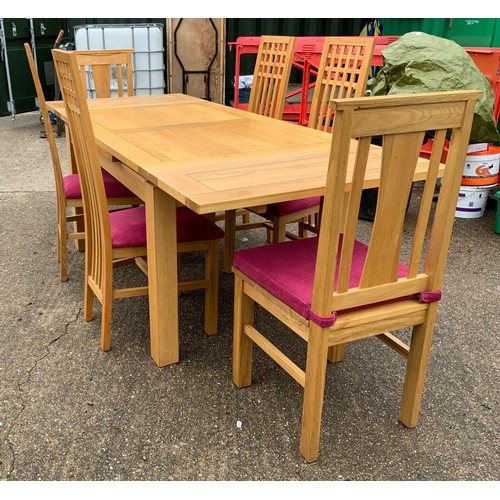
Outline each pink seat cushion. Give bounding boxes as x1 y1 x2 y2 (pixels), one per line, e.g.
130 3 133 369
265 196 321 217
63 169 136 199
109 207 148 248
233 236 411 321
109 206 224 248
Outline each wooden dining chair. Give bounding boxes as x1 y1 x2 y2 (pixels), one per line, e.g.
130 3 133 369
232 90 481 462
246 35 296 118
73 49 134 98
223 35 296 271
260 36 377 242
52 48 225 351
223 36 376 272
24 43 142 282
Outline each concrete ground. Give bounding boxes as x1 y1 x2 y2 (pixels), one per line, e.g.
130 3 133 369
0 112 498 491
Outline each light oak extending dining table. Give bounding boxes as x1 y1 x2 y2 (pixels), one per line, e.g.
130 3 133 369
47 93 436 368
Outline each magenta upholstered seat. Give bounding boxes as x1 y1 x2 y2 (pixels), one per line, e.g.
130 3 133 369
63 170 136 199
233 236 411 321
62 174 82 198
109 207 147 248
110 206 225 249
264 196 322 217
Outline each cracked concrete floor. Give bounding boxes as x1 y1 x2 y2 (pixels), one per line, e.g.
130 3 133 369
0 112 499 492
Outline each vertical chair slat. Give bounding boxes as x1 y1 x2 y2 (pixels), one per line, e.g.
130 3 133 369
311 107 355 319
359 131 426 288
407 128 448 278
336 136 371 294
423 98 478 290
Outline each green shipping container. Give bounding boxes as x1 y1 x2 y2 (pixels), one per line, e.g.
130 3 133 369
0 17 66 117
379 18 500 48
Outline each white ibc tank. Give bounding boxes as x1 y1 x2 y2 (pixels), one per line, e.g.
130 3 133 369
73 23 165 96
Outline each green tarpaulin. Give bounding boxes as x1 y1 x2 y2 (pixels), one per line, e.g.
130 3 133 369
366 32 500 144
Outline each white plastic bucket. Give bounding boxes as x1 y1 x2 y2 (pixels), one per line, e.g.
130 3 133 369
461 146 500 186
455 185 494 218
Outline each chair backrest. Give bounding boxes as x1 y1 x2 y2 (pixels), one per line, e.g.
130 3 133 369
308 36 376 131
24 43 66 206
73 49 134 98
310 91 481 325
52 48 112 281
247 35 296 119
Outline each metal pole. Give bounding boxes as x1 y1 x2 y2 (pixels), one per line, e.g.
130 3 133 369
29 18 37 68
0 18 16 119
28 18 39 110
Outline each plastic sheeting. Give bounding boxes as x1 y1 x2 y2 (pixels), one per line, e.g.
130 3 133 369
366 32 500 144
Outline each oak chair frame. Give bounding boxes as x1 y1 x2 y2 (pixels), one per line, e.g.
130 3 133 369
24 43 141 282
223 35 296 272
224 36 376 272
74 49 135 98
263 36 377 242
52 48 222 351
232 90 481 462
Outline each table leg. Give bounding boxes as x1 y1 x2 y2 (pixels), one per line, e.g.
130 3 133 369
224 209 236 273
145 186 179 367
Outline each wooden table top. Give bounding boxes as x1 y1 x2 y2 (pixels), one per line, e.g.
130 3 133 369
48 93 433 214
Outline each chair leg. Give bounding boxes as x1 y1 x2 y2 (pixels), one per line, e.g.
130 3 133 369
83 242 94 322
241 210 250 224
100 284 113 352
83 277 94 322
298 217 308 239
204 240 220 335
299 323 330 462
266 226 273 244
272 216 287 243
327 344 345 363
232 275 255 388
399 304 438 428
224 210 237 273
59 221 68 282
177 253 182 284
57 218 62 262
73 207 85 251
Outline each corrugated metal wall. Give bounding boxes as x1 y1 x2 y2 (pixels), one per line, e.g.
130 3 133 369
4 17 499 116
225 18 368 38
379 18 448 37
224 18 369 102
70 18 370 102
379 18 500 46
0 17 168 116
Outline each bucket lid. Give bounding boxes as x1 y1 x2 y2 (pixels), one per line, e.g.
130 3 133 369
466 145 500 157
